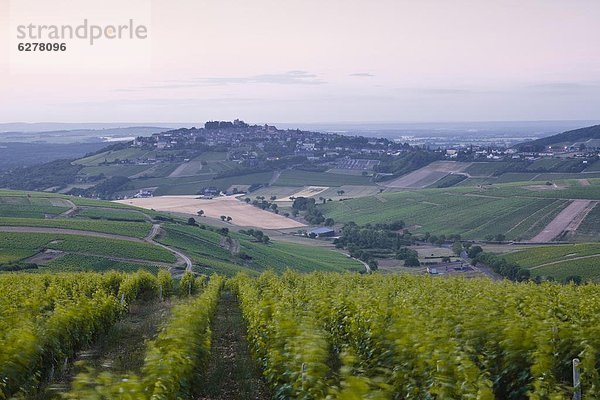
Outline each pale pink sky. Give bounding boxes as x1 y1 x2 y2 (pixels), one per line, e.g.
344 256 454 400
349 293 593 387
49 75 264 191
1 0 600 123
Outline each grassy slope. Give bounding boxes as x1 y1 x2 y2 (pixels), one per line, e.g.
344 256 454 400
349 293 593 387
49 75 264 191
0 195 70 217
0 217 151 238
575 203 600 241
42 254 159 273
0 231 176 263
76 207 149 222
499 243 600 282
275 170 374 187
0 190 364 275
321 179 600 239
157 224 363 275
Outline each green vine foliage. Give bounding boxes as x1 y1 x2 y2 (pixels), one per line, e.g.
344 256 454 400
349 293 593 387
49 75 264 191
230 272 600 399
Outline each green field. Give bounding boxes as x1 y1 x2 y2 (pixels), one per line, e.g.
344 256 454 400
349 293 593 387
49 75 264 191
0 195 71 218
0 204 69 218
79 164 152 177
531 258 600 282
502 243 600 267
576 203 600 241
157 223 363 275
321 191 566 239
148 172 274 195
77 207 149 222
500 243 600 281
274 170 374 187
0 217 151 238
194 151 228 161
492 172 541 183
75 148 151 166
69 196 140 209
41 254 159 273
321 180 600 239
0 248 38 263
465 162 508 176
0 231 176 264
245 240 364 272
586 160 600 172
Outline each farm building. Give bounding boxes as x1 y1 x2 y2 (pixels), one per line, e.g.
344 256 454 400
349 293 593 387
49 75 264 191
200 187 220 197
308 227 336 238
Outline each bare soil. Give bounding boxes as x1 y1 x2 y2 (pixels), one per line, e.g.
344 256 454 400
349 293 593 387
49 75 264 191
196 290 270 400
384 161 472 188
530 200 597 242
117 195 306 229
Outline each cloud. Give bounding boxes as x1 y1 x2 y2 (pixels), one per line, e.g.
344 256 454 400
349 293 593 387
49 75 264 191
199 70 325 86
350 73 374 77
68 97 262 107
122 71 326 92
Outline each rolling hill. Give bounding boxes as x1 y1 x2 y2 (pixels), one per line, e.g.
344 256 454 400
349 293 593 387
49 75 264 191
0 190 362 275
518 124 600 150
320 178 600 241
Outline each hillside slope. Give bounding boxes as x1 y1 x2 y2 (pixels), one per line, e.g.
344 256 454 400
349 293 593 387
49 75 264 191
518 124 600 149
0 190 361 275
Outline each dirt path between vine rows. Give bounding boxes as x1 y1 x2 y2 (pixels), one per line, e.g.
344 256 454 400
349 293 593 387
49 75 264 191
39 300 173 398
196 290 270 400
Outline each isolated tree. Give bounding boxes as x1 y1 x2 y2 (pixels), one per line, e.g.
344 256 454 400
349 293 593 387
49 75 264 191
452 241 463 255
367 259 378 271
404 256 420 267
337 190 345 196
467 245 483 259
262 235 270 244
495 233 506 242
226 216 232 222
220 215 227 221
270 195 277 201
187 217 197 226
197 210 204 217
244 198 251 203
